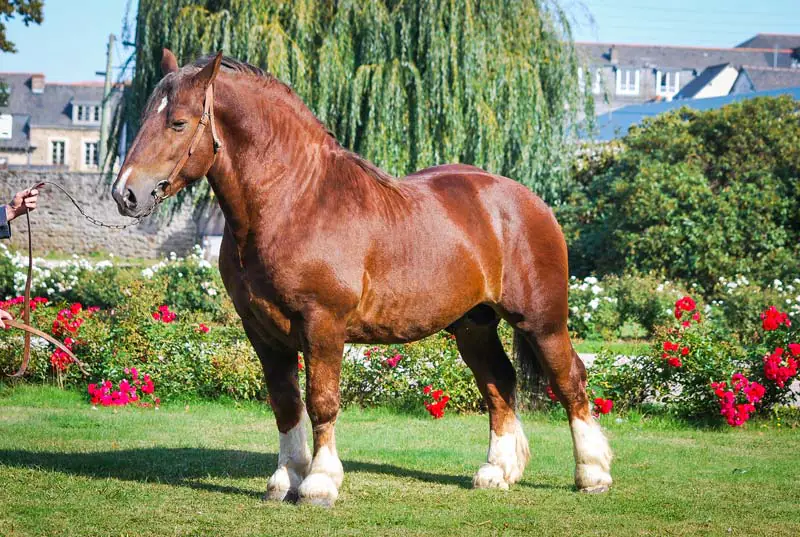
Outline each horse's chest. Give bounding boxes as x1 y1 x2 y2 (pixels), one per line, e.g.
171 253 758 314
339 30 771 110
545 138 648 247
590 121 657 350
220 239 298 345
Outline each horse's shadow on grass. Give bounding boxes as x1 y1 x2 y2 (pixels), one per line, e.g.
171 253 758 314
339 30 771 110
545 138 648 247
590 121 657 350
2 447 553 498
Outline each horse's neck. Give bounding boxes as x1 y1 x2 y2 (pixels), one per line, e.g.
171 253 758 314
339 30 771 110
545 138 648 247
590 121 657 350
206 77 336 242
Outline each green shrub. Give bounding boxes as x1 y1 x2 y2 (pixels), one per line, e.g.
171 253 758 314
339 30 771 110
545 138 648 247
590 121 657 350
560 96 800 292
568 274 689 340
142 247 225 316
340 333 483 413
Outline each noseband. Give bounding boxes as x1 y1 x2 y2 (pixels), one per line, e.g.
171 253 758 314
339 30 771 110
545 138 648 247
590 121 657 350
160 83 223 197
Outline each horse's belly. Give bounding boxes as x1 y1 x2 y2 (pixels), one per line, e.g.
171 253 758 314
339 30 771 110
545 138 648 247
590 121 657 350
346 282 484 344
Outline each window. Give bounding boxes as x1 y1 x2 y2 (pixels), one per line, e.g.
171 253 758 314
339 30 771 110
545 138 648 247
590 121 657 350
51 140 66 165
592 68 602 94
656 71 680 98
84 141 99 167
615 69 640 95
74 104 100 124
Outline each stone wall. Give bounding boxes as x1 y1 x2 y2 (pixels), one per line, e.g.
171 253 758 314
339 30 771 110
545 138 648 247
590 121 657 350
0 171 198 258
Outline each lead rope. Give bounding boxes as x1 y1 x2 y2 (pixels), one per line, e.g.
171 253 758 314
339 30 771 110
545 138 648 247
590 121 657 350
8 184 156 378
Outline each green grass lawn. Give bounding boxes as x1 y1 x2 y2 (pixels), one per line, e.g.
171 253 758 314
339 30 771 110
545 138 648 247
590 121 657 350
0 386 797 537
573 339 651 356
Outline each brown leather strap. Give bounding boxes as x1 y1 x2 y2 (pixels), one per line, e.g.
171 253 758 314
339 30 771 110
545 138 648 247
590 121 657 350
10 212 33 377
164 83 222 189
6 319 88 376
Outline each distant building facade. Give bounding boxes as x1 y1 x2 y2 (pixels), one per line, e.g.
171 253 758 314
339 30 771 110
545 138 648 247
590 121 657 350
577 33 800 114
0 73 121 172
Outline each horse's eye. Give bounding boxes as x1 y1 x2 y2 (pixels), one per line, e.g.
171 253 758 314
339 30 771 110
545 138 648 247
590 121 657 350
171 120 188 132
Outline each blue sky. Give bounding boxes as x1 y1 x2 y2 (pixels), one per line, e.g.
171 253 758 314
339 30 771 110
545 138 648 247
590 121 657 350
0 0 797 82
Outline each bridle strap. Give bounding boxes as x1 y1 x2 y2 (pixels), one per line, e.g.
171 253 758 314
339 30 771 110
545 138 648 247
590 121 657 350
163 83 222 191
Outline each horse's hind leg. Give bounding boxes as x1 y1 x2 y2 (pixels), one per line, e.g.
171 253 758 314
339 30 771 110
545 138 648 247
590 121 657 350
519 327 612 492
450 305 530 490
241 320 311 502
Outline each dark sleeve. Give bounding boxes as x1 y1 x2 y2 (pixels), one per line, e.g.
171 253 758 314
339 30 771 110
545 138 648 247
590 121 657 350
0 208 10 239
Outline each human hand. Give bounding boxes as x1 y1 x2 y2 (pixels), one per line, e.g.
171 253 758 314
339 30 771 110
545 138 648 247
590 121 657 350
6 188 39 222
0 308 11 329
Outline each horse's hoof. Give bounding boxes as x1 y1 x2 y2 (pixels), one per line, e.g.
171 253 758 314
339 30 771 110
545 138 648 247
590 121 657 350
297 473 339 507
263 488 298 503
574 463 612 492
579 484 610 494
265 466 303 502
472 463 510 490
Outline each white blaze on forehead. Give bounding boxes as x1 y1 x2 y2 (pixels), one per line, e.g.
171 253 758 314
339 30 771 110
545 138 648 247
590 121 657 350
157 96 168 114
115 166 134 197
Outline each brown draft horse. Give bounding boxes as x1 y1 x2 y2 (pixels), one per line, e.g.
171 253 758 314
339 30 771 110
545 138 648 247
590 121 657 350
112 50 612 506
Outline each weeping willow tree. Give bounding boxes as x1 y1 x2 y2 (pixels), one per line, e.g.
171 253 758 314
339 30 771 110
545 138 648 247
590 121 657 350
125 0 589 202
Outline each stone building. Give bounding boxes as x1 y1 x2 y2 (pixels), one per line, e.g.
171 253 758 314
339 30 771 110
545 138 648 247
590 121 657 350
0 73 121 171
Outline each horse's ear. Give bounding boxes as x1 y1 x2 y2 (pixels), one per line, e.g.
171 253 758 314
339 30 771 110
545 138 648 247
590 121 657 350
194 52 223 88
161 48 179 75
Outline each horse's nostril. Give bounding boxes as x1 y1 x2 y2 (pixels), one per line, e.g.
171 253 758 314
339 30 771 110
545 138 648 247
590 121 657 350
123 188 137 209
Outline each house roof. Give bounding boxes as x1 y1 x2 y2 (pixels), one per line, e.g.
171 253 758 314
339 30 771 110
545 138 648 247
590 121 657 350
736 33 800 51
0 73 111 129
586 85 800 141
737 66 800 92
0 114 31 151
576 42 795 70
674 64 731 99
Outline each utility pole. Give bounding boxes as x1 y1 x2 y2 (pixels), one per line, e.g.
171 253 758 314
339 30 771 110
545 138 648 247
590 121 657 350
98 33 116 171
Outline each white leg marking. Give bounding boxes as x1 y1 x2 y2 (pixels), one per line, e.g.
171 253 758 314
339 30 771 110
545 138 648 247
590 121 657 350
114 166 134 198
265 420 312 502
157 96 168 114
473 417 530 490
570 418 613 492
298 432 344 507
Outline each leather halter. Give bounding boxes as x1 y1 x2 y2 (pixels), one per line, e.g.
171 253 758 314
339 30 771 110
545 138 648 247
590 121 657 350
161 82 222 194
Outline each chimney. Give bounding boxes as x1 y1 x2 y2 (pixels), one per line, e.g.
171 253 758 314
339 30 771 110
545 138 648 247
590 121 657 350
609 45 618 65
30 74 45 94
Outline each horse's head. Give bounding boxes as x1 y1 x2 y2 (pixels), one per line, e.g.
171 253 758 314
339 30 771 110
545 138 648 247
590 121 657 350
112 49 223 218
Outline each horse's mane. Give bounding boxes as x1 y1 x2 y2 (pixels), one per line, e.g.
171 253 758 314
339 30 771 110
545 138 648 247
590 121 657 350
191 55 401 191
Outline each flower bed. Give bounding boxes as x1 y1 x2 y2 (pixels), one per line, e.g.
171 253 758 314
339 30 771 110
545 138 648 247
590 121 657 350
2 246 799 423
588 296 799 426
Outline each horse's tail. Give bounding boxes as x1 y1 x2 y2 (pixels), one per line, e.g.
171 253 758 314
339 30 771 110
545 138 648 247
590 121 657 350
512 329 550 408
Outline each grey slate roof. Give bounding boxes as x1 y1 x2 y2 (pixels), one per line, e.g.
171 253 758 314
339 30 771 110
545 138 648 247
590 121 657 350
1 114 31 150
737 66 800 92
587 85 800 141
736 34 800 51
0 73 106 129
576 42 796 70
674 64 731 99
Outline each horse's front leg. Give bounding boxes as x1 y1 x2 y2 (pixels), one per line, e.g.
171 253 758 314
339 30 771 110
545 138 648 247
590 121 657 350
241 321 311 502
297 314 346 507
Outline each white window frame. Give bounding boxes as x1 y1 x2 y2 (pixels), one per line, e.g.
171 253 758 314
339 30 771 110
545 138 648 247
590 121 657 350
82 139 99 169
615 68 640 96
656 70 680 98
50 138 67 166
73 103 101 125
592 68 602 94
